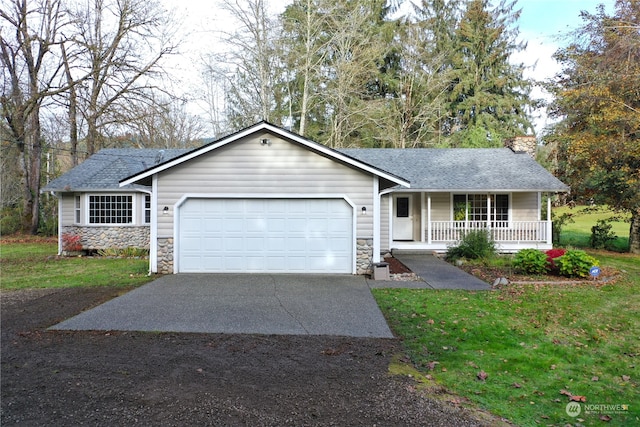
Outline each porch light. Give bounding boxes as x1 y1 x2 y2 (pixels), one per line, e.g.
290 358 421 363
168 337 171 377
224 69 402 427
163 206 169 215
361 206 367 215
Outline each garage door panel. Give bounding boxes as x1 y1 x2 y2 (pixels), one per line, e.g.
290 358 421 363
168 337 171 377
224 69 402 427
178 198 353 273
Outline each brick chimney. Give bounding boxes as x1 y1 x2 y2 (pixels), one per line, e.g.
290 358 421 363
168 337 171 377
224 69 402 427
504 135 537 158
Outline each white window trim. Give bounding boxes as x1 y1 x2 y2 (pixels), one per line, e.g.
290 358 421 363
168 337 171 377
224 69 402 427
143 194 151 225
450 193 511 226
74 195 81 224
86 194 136 226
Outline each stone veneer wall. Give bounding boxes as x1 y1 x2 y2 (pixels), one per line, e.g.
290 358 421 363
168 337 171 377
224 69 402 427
61 225 150 250
356 238 374 275
157 238 174 274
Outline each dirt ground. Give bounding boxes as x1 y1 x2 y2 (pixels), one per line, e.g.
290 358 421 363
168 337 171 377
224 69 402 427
1 285 496 426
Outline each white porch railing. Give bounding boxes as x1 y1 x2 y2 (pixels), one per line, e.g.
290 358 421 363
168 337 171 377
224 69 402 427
429 221 549 243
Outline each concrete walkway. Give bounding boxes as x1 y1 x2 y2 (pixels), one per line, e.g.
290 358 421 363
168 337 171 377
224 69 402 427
392 254 491 290
50 274 394 338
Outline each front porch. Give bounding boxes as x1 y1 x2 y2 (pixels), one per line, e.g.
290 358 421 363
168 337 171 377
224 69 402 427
391 220 552 253
383 191 554 254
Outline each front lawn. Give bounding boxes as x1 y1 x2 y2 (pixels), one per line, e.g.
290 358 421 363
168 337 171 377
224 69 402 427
0 237 153 290
374 253 640 426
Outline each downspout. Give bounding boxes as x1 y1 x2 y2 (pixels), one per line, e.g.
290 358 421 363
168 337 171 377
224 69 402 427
51 191 62 255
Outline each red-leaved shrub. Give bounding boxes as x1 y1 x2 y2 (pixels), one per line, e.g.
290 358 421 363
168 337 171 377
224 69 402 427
545 248 566 272
62 233 83 252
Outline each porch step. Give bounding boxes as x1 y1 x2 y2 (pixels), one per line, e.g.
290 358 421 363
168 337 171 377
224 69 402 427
391 249 444 256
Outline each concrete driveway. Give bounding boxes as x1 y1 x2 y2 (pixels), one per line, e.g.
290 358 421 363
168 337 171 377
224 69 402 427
51 274 394 338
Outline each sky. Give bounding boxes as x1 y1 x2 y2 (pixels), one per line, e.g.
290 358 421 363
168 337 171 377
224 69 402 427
162 0 615 136
513 0 614 133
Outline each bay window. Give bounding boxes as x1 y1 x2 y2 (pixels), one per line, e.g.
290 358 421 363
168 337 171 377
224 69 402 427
89 195 133 224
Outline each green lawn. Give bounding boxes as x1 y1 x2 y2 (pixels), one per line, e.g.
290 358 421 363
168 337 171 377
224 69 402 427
374 206 639 426
555 205 631 252
0 238 153 290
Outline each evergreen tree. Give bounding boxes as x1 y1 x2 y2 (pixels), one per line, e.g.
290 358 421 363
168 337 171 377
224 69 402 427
446 0 533 147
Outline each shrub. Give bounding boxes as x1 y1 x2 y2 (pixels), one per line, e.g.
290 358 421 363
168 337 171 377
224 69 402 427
555 250 599 278
446 229 496 261
545 248 566 272
513 249 549 275
590 219 617 249
61 233 83 252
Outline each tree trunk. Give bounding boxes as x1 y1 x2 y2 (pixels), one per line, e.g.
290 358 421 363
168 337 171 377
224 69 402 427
27 109 42 234
630 208 640 254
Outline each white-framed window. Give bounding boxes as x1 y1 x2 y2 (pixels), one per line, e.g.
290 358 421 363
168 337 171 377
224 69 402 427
74 195 81 224
453 194 509 225
144 194 151 224
88 195 133 224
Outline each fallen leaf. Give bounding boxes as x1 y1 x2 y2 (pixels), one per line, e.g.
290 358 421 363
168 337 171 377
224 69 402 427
426 361 439 370
622 375 631 381
512 382 522 388
570 395 586 402
477 371 488 381
592 376 599 382
441 367 447 372
600 414 612 422
560 389 573 397
550 364 557 370
427 319 435 324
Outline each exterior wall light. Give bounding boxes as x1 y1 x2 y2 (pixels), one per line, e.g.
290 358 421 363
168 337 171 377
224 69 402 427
163 206 169 215
361 206 367 215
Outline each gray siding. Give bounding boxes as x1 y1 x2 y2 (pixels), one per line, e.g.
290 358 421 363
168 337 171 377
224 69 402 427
512 192 539 221
60 194 76 226
430 193 450 221
156 132 375 238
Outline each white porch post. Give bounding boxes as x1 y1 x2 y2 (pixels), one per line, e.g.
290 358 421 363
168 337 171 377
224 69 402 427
421 193 426 242
150 175 158 273
547 194 553 245
427 193 432 244
487 194 492 230
372 179 381 263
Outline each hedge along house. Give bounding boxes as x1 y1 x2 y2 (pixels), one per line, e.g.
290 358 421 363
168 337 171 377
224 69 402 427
43 122 569 275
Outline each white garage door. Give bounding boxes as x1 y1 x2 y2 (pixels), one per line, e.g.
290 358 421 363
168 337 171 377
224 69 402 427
178 198 353 273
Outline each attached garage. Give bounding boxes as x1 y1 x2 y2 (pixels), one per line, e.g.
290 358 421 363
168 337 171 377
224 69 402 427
177 198 354 273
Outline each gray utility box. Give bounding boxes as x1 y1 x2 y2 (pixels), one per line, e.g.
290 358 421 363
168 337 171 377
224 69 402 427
373 262 390 280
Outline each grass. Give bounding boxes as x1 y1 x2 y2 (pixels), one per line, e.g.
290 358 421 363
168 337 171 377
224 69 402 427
555 205 631 252
0 237 154 290
374 205 639 426
374 264 639 426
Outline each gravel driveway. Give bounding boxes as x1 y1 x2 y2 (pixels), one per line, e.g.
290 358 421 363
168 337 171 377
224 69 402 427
1 286 500 426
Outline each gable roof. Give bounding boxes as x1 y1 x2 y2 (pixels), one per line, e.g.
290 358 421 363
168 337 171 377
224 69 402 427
43 123 568 194
43 148 187 192
338 148 569 192
119 121 410 188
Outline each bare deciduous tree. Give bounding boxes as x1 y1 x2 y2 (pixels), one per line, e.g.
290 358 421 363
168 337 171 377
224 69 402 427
1 0 69 233
65 0 179 156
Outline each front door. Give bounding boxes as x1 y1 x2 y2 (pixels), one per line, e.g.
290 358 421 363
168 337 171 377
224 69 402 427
393 196 413 240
